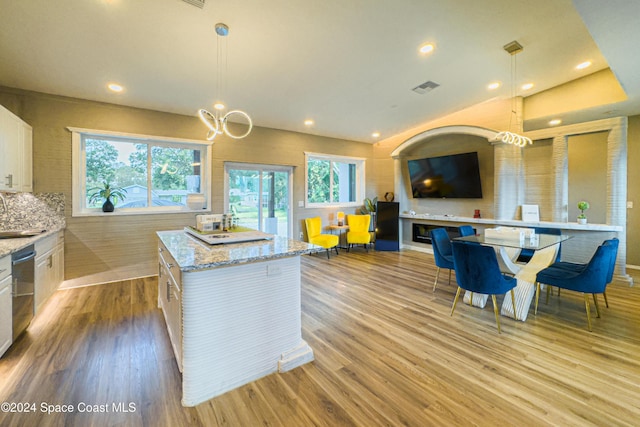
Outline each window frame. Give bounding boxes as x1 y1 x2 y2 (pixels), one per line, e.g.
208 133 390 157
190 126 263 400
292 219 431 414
304 152 365 208
69 127 212 217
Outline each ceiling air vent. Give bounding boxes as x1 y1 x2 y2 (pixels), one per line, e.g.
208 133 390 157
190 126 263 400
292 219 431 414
412 80 440 95
182 0 205 8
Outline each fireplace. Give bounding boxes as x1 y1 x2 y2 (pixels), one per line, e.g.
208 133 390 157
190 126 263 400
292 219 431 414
412 223 463 244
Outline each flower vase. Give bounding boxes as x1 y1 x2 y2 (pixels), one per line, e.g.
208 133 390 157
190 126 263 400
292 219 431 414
102 198 115 213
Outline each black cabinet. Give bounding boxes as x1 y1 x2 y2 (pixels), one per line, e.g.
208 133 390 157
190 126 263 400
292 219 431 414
375 202 399 251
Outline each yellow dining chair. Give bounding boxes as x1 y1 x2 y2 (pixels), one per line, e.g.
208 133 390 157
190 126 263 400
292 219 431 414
346 214 371 252
305 217 339 259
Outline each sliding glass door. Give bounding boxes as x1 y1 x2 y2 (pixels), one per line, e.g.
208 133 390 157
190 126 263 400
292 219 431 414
225 163 292 238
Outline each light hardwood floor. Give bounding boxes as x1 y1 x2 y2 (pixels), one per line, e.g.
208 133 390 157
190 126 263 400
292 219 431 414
1 249 639 426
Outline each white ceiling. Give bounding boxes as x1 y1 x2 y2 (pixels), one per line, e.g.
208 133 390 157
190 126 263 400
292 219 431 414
1 0 639 143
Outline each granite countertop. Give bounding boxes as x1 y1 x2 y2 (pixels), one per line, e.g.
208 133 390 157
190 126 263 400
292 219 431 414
0 226 65 258
157 230 322 272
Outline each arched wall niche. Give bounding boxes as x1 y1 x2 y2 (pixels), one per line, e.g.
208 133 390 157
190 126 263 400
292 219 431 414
391 125 503 219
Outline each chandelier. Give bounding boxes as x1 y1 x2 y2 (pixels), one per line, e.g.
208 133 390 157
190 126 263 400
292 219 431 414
493 40 532 148
198 23 253 141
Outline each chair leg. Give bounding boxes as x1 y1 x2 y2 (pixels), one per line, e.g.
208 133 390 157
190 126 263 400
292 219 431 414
510 289 518 321
326 249 331 259
335 246 339 256
592 294 601 318
546 285 551 304
447 269 451 286
433 267 440 292
535 282 541 315
450 287 462 316
603 290 609 308
491 295 502 334
584 294 593 332
469 291 474 306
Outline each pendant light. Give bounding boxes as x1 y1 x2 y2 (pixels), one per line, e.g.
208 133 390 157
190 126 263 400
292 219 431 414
494 40 532 148
198 23 253 141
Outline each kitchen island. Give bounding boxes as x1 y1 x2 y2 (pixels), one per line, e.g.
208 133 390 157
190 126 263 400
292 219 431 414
156 230 319 407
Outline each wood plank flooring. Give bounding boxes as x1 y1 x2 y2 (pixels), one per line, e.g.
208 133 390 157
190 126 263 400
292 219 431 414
1 249 639 426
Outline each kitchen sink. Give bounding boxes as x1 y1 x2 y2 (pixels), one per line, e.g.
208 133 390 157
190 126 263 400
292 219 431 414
0 229 46 239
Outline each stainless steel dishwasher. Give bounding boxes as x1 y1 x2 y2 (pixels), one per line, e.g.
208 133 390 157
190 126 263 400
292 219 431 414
12 245 36 340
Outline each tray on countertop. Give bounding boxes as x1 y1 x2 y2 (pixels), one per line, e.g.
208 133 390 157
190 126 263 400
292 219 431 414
184 226 274 245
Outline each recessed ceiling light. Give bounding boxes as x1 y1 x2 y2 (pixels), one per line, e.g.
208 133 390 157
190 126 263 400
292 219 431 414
304 119 314 126
487 81 501 90
549 119 562 126
521 82 534 91
576 61 592 70
214 102 225 110
371 132 381 138
419 43 435 54
107 83 124 93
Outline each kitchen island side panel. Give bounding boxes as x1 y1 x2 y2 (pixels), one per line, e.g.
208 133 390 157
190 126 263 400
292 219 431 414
180 255 313 407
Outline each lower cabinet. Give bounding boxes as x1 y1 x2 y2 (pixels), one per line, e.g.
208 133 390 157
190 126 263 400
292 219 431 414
158 242 182 371
0 267 12 358
34 231 64 314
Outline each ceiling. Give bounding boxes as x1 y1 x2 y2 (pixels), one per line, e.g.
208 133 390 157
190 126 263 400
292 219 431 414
1 0 639 143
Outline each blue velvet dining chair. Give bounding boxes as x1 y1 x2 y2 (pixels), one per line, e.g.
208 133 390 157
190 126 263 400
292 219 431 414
458 225 475 237
450 241 518 333
430 228 454 292
544 238 619 308
534 242 614 331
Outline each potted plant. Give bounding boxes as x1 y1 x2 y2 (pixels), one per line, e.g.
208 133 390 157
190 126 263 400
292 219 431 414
88 181 128 212
577 200 589 224
360 197 377 232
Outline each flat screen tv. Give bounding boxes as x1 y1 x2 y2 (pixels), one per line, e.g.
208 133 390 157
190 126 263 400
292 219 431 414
408 152 483 199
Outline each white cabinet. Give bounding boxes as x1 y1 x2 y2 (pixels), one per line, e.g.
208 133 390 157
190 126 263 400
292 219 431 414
34 231 64 314
158 242 182 371
21 124 33 193
0 255 12 358
0 104 33 192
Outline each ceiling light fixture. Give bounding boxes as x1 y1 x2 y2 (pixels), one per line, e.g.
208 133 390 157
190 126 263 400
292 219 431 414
198 23 252 141
576 61 592 70
108 83 124 93
487 81 501 90
549 119 562 126
304 119 314 126
371 132 381 138
521 82 534 91
493 40 532 148
419 43 434 54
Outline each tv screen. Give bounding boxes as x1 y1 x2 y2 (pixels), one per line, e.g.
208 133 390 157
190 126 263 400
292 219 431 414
408 152 483 198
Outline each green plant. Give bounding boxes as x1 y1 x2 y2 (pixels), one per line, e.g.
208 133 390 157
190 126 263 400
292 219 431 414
577 200 590 219
360 197 378 214
88 181 128 205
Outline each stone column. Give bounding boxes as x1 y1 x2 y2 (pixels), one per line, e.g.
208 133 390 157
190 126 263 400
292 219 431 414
493 143 524 220
551 135 568 222
606 118 628 278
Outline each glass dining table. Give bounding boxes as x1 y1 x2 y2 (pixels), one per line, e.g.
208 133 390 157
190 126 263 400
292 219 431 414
452 232 571 321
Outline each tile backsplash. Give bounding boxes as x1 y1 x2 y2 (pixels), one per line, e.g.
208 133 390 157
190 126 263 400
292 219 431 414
0 192 65 231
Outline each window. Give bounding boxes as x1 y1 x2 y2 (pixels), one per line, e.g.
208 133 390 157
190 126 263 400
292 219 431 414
305 152 365 207
70 128 211 216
